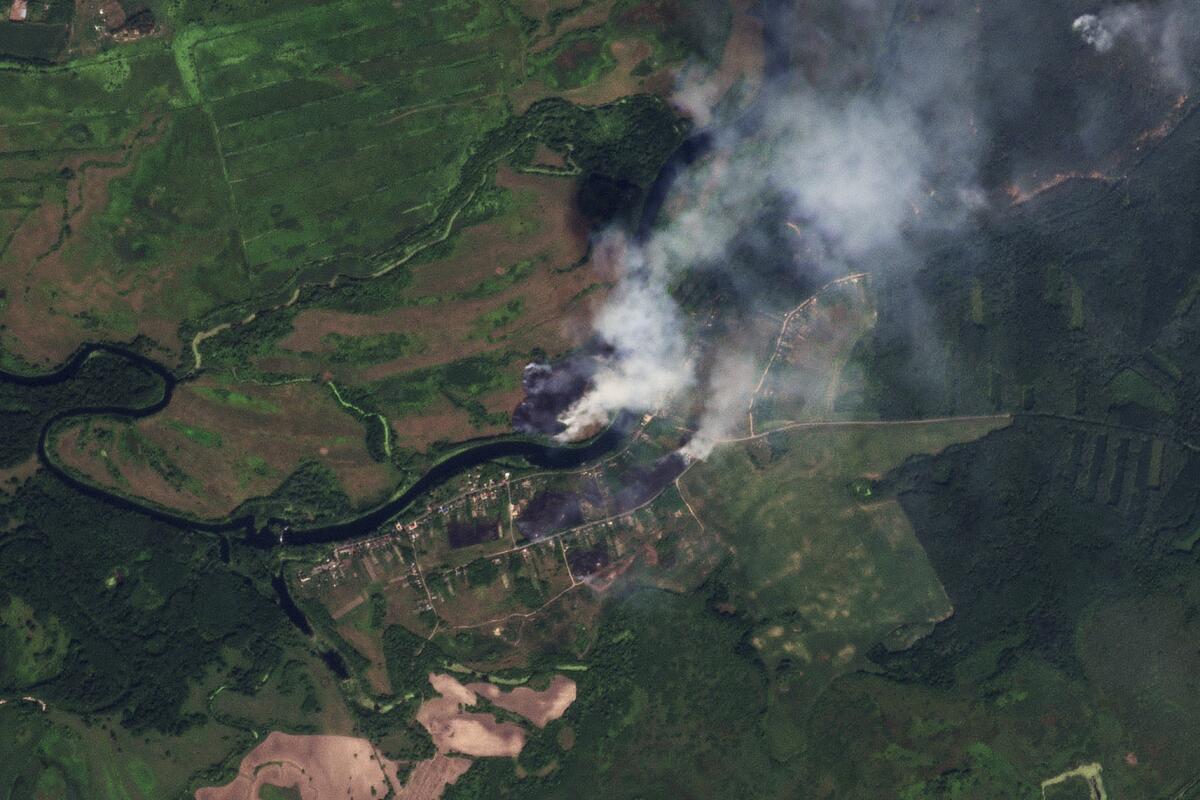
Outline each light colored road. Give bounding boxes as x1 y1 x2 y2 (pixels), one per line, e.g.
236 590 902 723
749 271 869 434
719 413 1013 445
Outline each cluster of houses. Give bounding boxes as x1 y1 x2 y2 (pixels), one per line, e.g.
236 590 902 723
5 0 153 39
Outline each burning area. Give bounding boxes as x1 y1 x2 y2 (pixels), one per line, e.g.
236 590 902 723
567 544 612 577
511 352 600 438
515 491 585 541
447 519 501 549
610 452 689 514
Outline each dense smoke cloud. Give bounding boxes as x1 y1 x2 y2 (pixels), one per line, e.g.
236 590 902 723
556 3 985 452
555 0 1196 457
1073 2 1200 90
680 351 758 460
1073 13 1120 53
556 244 695 440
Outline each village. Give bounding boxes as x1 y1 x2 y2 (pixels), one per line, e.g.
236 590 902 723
5 0 155 38
293 421 723 649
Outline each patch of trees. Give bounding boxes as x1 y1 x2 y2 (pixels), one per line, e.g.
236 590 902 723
575 174 642 228
0 23 69 64
871 417 1172 686
522 95 686 188
444 589 771 799
0 349 165 467
236 459 352 526
381 624 444 696
0 473 292 734
195 306 300 372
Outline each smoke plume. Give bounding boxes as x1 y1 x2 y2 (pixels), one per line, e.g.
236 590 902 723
1073 2 1200 90
556 0 1197 458
555 4 985 453
556 246 694 441
681 351 758 460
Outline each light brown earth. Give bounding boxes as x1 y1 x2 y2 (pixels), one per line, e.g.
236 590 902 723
338 625 393 695
275 169 597 373
529 0 618 54
416 673 527 757
194 733 406 800
0 455 40 493
430 673 479 706
264 168 606 452
394 754 474 800
467 675 577 728
512 38 665 113
513 0 590 39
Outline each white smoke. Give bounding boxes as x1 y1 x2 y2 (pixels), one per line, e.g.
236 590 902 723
556 246 694 441
1073 14 1118 53
770 96 932 263
681 352 759 460
557 6 984 450
1073 3 1200 90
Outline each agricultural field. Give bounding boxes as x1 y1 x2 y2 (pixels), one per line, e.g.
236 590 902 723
679 418 1008 716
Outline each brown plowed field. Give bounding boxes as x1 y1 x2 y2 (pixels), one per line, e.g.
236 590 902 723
467 674 577 728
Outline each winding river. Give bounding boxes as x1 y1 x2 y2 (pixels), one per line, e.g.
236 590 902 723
2 341 639 545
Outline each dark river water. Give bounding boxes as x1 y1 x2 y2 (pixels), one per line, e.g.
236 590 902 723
0 340 640 544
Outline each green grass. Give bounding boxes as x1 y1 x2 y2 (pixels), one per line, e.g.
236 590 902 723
969 279 985 325
1104 368 1176 416
684 422 1001 620
0 704 164 800
1068 282 1085 330
166 420 224 448
181 0 522 276
259 784 304 800
193 386 282 414
0 22 69 62
531 29 617 90
472 298 526 338
461 259 536 299
678 420 1006 719
0 595 69 688
234 453 278 489
350 349 521 419
321 332 425 365
118 427 204 496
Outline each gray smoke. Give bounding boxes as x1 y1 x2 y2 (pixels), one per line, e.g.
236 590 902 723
680 351 758 460
1073 2 1200 90
555 240 694 441
556 6 986 454
1073 13 1119 53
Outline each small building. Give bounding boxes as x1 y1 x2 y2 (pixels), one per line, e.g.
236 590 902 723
8 0 27 22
